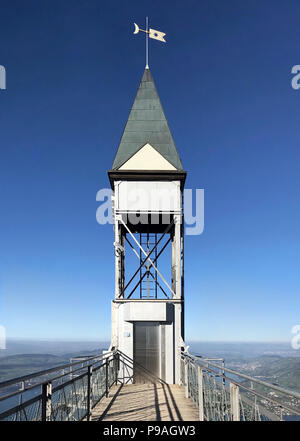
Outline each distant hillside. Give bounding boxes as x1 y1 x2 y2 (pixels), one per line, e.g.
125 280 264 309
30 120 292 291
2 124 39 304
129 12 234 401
250 356 300 391
0 349 105 383
0 339 110 357
228 355 300 392
0 353 70 382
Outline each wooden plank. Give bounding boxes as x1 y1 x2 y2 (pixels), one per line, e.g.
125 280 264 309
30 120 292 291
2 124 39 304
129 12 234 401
92 383 199 421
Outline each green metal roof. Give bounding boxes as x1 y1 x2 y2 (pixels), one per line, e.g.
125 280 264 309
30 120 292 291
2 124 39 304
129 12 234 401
112 69 183 170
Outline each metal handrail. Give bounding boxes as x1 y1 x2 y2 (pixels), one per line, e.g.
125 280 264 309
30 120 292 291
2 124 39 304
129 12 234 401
0 360 108 403
181 351 300 421
0 351 114 390
0 350 119 421
2 349 299 421
183 352 300 401
0 392 43 420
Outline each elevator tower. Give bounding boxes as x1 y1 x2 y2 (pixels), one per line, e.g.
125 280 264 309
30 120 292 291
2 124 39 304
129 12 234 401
108 68 186 383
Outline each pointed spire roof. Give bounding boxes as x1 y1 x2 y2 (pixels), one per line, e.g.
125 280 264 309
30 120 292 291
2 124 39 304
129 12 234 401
112 69 183 170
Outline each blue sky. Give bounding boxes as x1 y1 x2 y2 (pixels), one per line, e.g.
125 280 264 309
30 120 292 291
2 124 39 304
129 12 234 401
0 0 300 342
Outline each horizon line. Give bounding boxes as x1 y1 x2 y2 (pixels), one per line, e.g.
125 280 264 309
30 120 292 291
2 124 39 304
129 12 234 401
5 337 291 344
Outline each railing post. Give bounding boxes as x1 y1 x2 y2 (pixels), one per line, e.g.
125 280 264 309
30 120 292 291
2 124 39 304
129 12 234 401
19 381 24 406
41 382 52 421
197 365 204 421
115 353 119 385
230 382 240 421
122 354 125 383
105 359 109 398
222 359 225 386
184 361 189 398
87 365 93 421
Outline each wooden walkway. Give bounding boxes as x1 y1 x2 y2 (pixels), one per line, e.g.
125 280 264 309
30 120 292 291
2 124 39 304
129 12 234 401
91 383 199 421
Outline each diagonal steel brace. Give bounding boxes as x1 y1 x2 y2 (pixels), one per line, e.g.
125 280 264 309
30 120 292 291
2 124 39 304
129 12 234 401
118 219 174 298
118 217 175 297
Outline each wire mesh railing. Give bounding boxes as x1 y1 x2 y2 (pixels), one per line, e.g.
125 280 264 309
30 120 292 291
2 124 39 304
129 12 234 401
181 352 300 421
2 348 300 421
0 351 119 421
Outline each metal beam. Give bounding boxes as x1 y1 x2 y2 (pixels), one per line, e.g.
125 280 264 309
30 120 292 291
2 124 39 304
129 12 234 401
125 235 172 298
148 271 169 298
127 270 148 299
120 218 175 297
118 219 174 298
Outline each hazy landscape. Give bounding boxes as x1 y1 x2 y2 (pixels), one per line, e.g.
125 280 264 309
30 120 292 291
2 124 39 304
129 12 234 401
0 339 109 382
188 341 300 394
0 339 299 393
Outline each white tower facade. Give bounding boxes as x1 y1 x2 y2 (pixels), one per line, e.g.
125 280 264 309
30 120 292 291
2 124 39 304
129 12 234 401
108 69 186 384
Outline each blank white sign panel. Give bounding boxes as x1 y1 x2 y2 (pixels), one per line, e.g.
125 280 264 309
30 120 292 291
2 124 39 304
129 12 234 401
117 181 180 212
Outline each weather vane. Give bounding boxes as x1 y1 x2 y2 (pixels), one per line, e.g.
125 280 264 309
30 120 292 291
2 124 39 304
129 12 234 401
133 17 166 69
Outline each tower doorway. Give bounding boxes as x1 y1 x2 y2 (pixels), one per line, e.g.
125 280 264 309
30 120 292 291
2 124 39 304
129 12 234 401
133 322 162 383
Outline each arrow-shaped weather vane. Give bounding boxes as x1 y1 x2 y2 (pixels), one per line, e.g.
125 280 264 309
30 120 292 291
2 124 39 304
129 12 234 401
133 17 166 69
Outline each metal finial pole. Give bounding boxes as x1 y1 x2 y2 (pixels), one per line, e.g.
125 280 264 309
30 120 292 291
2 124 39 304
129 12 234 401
133 19 165 66
145 17 149 69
